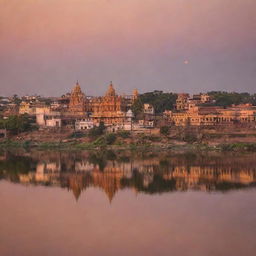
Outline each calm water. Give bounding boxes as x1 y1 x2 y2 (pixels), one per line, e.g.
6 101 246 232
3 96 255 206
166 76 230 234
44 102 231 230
0 150 256 256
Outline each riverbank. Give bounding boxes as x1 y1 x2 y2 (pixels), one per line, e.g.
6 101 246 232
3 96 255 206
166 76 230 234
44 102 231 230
1 137 256 153
1 128 256 152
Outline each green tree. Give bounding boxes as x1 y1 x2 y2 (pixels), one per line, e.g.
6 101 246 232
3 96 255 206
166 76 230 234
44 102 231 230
2 114 32 134
135 91 177 114
208 91 252 107
131 98 143 117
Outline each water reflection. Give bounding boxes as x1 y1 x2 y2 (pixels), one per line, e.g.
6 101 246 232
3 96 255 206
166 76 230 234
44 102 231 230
1 150 256 202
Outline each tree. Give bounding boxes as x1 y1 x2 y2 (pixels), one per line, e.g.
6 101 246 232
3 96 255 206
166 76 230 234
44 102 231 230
1 114 32 134
135 91 177 114
250 94 256 106
131 98 143 117
0 119 6 129
98 121 106 133
207 91 252 107
89 121 106 137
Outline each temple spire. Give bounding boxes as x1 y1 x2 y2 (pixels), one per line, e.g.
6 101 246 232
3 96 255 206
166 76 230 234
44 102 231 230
105 81 116 97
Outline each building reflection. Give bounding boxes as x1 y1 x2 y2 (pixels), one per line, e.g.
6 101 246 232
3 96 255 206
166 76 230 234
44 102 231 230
1 151 256 202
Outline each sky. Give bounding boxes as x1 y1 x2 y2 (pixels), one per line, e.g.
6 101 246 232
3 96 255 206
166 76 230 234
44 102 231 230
0 0 255 96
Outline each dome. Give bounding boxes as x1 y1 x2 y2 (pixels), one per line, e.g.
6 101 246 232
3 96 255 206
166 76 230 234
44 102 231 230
105 82 116 97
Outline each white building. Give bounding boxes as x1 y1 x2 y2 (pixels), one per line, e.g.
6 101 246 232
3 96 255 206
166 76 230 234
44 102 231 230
75 119 94 130
143 104 155 115
36 107 62 128
138 119 154 128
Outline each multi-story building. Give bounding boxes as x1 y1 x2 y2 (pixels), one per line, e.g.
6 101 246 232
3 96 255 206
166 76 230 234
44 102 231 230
175 93 212 111
75 119 94 130
36 107 62 128
175 93 190 111
165 104 256 126
19 101 36 115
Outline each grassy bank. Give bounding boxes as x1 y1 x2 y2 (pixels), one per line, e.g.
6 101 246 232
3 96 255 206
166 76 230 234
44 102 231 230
1 137 256 153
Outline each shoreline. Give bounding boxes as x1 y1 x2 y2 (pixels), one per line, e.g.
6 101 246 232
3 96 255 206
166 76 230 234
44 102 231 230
1 138 256 153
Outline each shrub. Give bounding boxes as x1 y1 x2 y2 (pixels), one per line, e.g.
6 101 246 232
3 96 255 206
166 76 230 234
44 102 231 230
160 126 170 136
70 131 85 138
89 122 106 137
148 136 161 142
23 140 31 148
92 136 106 146
221 143 256 152
105 133 116 145
183 133 198 143
117 130 131 138
1 114 32 134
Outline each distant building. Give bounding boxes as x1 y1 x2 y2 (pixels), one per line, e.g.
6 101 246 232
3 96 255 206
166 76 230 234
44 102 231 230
143 103 155 115
175 93 190 111
3 103 19 117
138 119 154 128
175 93 212 111
0 97 10 107
19 101 36 115
165 104 256 126
36 107 62 128
75 119 94 130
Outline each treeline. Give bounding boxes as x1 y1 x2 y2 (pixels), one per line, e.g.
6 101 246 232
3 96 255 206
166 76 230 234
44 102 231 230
0 115 33 134
207 91 256 107
132 90 177 115
132 91 256 115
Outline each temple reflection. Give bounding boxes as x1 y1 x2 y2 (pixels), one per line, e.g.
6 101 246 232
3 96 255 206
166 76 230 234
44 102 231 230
0 151 256 202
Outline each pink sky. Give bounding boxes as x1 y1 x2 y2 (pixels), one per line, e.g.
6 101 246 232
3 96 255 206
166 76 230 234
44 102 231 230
0 0 255 96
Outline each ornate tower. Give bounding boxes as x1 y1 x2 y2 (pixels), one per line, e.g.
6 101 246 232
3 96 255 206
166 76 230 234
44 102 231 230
105 81 116 97
69 81 87 114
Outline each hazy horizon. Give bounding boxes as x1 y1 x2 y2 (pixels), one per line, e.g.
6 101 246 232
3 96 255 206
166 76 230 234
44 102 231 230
1 0 256 97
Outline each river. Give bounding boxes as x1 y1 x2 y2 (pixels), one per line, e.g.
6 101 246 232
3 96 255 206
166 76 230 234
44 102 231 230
0 150 256 256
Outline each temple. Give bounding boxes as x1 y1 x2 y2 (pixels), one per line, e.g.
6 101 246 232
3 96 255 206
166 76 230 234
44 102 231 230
66 81 137 126
68 81 87 115
91 82 128 124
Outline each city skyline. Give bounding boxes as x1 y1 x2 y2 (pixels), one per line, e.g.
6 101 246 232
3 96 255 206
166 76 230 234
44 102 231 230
1 0 256 96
